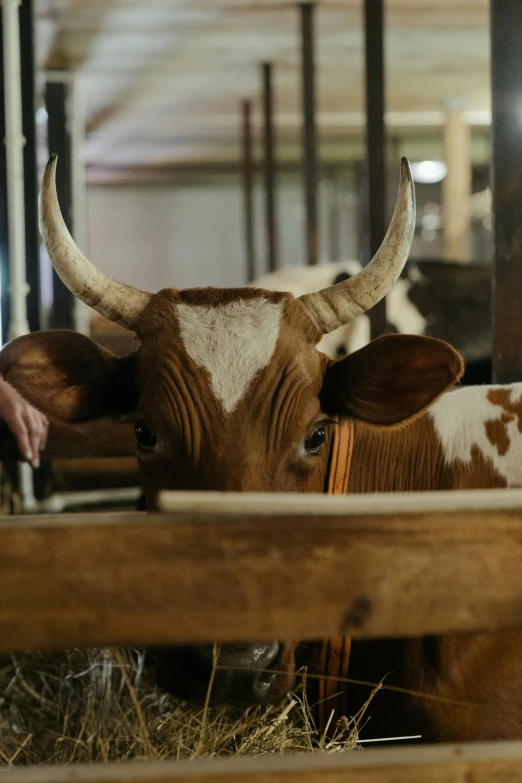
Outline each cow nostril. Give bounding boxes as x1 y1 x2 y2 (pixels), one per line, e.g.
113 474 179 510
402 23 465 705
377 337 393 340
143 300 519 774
336 344 348 358
193 642 280 671
247 642 280 670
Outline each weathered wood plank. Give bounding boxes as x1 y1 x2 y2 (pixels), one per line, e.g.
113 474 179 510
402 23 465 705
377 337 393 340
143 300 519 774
0 418 135 461
2 741 522 782
159 487 522 516
52 457 139 491
1 490 522 649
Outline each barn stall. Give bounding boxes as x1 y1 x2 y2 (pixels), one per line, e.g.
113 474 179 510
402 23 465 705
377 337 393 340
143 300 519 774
0 0 521 780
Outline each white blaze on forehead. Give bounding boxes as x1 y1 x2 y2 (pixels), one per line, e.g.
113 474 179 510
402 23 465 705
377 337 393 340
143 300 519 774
176 298 283 413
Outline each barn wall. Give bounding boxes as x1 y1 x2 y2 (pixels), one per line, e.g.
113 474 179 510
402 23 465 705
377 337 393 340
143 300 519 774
85 177 360 292
84 166 491 311
87 184 244 291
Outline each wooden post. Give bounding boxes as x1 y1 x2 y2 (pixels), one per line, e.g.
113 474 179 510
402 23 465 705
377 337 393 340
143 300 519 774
443 105 471 262
241 100 256 283
328 170 340 261
45 79 75 330
262 63 278 273
300 2 318 266
364 0 387 338
491 0 522 384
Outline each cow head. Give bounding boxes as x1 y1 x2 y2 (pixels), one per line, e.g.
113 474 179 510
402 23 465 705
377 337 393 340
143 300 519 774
0 156 463 706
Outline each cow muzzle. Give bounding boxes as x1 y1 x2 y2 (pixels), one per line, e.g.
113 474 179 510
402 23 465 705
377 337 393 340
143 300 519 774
154 642 296 705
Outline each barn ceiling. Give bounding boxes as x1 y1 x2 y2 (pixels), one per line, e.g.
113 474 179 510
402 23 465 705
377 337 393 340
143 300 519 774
35 0 490 179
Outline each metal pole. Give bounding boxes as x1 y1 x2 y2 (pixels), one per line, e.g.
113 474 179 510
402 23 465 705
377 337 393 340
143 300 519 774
300 2 318 266
69 74 90 334
490 0 522 383
2 0 29 340
45 79 75 330
2 0 35 511
0 13 10 346
20 0 40 333
69 77 87 255
45 70 88 333
364 0 387 338
241 100 256 283
262 63 278 273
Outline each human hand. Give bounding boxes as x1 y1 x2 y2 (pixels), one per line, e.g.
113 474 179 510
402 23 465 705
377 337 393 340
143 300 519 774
0 376 48 468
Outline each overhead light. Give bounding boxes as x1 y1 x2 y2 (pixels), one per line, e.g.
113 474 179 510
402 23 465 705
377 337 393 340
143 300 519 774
410 160 447 184
36 106 48 125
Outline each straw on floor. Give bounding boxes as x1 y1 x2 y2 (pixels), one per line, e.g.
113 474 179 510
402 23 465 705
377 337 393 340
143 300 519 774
0 648 368 767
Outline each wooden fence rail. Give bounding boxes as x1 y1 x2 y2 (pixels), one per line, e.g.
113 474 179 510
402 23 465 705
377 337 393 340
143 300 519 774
1 489 522 652
0 418 135 461
1 741 522 782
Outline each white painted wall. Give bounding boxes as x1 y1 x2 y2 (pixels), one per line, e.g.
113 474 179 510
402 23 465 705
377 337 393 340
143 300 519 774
87 184 243 290
86 177 360 292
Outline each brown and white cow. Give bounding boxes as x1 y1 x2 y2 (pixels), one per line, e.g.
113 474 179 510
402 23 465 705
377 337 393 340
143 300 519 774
2 155 522 743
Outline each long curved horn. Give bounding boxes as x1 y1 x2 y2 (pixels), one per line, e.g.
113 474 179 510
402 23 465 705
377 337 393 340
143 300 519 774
299 157 415 334
39 155 151 331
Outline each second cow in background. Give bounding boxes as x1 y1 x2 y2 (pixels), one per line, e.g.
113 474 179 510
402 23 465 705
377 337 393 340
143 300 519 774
254 259 491 384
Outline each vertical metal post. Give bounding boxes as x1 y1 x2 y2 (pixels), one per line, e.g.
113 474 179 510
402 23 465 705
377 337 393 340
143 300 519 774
0 0 40 342
0 12 9 345
300 2 318 266
69 75 90 335
45 79 75 330
262 63 278 273
3 0 30 341
490 0 522 383
364 0 387 338
20 0 40 333
241 100 256 283
2 0 35 510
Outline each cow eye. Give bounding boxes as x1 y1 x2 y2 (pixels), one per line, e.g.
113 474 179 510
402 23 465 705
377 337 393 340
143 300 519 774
304 426 326 454
134 423 157 451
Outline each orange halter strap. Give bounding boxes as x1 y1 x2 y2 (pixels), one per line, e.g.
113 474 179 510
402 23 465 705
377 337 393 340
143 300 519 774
316 417 354 732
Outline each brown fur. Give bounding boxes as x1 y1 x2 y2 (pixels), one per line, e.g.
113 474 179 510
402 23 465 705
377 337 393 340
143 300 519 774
485 415 513 456
483 388 522 458
488 388 522 433
348 416 509 493
345 416 519 743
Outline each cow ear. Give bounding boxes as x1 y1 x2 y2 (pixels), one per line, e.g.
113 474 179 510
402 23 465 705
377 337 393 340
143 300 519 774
0 330 138 422
321 334 464 425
